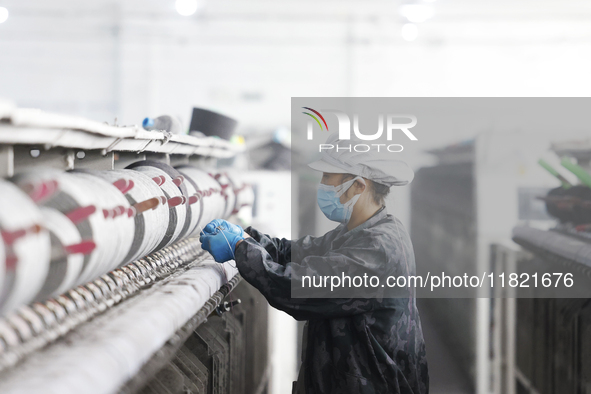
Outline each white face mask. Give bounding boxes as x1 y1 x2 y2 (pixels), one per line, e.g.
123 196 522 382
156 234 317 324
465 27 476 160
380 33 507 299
316 176 365 224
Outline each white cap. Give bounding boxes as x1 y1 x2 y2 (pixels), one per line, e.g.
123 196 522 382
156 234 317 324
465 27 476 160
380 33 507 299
308 132 414 187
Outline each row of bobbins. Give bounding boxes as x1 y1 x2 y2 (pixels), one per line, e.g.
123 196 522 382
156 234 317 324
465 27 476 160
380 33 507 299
0 238 206 371
0 160 253 317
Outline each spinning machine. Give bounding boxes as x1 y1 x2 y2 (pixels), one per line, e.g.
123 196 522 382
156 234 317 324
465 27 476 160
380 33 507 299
0 102 266 394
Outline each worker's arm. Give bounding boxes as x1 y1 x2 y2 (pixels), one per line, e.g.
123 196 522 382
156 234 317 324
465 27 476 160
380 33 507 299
233 233 405 321
199 219 400 319
238 227 292 266
238 226 328 267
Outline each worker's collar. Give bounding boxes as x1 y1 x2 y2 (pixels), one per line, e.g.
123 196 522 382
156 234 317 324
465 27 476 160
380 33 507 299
338 206 387 235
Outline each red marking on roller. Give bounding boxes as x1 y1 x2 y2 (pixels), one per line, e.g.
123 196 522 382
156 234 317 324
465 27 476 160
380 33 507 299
26 180 59 203
112 179 128 193
2 229 26 245
159 196 167 205
188 195 198 205
121 180 135 194
64 240 96 255
172 176 185 187
214 173 222 180
66 205 96 224
167 196 186 207
127 207 136 217
1 224 44 245
220 184 229 190
152 176 166 186
195 190 203 197
40 180 58 202
232 185 245 194
5 255 17 270
102 209 112 219
113 206 126 217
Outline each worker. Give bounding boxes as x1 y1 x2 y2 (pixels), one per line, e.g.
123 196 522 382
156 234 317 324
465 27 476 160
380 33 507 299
200 132 429 394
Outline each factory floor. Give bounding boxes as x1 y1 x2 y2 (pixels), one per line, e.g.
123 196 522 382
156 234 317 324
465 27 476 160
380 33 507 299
418 299 473 394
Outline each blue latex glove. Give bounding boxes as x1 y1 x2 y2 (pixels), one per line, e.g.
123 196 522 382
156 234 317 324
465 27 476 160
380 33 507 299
202 219 244 237
200 230 244 263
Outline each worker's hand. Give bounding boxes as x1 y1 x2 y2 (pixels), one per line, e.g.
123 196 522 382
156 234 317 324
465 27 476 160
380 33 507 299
202 219 244 237
200 229 244 263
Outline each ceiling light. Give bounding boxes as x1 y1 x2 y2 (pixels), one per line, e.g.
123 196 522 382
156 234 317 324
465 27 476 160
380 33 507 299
400 4 434 23
175 0 202 17
401 23 418 42
0 7 9 24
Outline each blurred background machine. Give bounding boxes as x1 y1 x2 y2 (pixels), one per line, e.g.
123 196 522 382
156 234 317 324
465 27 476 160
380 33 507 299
507 141 591 394
0 103 277 394
413 135 591 394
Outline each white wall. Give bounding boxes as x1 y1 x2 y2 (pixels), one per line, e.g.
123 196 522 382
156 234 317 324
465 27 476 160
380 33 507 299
2 0 591 136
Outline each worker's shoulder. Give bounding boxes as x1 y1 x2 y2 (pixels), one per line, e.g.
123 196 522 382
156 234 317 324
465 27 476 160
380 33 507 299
366 214 410 237
380 213 406 226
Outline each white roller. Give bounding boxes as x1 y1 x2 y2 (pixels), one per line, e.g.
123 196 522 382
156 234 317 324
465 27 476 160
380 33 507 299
67 172 134 274
175 167 225 234
178 175 202 237
90 169 169 263
126 161 193 242
212 172 237 219
35 207 86 299
14 171 109 285
224 170 255 216
0 164 251 317
127 166 187 249
0 180 51 315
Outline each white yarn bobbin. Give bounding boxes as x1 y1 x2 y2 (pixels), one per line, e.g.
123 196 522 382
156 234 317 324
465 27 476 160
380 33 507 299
0 180 51 315
14 170 106 285
224 170 255 216
66 172 133 279
129 161 193 240
176 166 226 233
126 162 187 250
34 207 89 300
70 171 136 270
173 167 202 237
212 172 237 219
96 169 169 262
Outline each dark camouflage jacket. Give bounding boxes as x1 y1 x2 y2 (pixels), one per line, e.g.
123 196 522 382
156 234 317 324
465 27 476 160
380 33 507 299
234 208 429 394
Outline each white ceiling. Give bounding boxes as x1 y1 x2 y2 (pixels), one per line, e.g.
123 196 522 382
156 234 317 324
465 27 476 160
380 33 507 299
2 0 591 125
2 0 591 39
